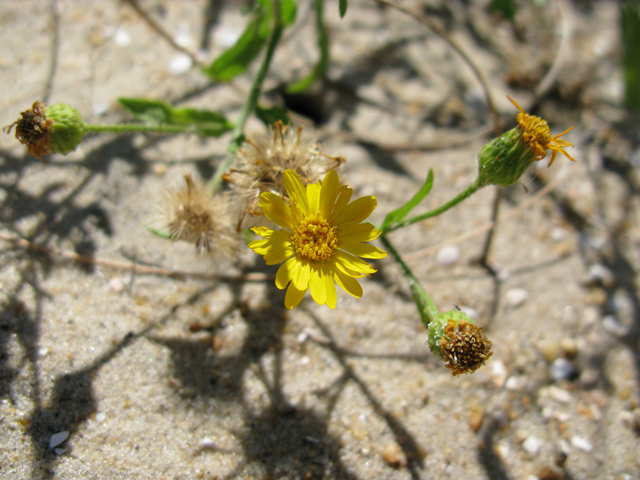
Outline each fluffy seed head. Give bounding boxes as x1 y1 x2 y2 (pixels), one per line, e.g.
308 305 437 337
223 121 344 228
163 174 238 259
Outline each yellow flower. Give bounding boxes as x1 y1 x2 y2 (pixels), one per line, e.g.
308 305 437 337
249 169 387 309
508 95 576 167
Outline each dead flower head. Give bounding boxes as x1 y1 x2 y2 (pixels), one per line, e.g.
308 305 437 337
428 310 493 376
162 174 238 259
223 121 344 228
3 101 54 162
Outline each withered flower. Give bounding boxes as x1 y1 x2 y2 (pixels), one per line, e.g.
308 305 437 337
3 101 54 162
3 101 85 162
428 310 493 376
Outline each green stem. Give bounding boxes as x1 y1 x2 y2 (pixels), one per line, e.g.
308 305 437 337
384 177 485 233
83 123 192 134
380 233 439 327
207 0 284 196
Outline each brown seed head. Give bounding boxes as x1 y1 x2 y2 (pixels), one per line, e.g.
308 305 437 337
224 121 344 229
439 319 493 376
3 101 54 162
164 174 238 258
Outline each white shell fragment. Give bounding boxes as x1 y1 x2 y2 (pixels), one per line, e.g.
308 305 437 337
49 431 69 449
435 245 460 266
571 436 593 452
168 54 193 75
506 288 529 307
523 436 543 454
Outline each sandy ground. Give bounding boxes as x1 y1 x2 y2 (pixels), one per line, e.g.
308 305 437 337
1 1 639 479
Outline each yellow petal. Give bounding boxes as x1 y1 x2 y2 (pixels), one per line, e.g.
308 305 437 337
285 283 307 309
333 196 377 227
319 170 340 218
334 268 363 298
264 243 295 265
334 250 377 275
322 264 337 309
339 222 381 243
259 192 295 230
309 265 326 306
251 226 274 238
340 241 387 259
330 185 353 220
292 257 311 290
275 257 298 289
248 238 270 254
283 169 308 216
307 183 321 215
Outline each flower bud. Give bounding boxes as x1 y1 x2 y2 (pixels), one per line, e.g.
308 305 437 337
477 96 576 187
46 103 85 155
428 310 493 376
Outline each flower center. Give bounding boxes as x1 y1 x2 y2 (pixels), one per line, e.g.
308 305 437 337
292 214 338 262
517 112 552 160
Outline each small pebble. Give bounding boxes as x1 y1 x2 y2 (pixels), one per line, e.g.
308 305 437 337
602 315 628 337
492 360 507 387
152 164 167 176
559 338 578 357
435 245 460 266
550 358 575 381
506 288 529 307
469 406 484 432
49 431 69 449
505 376 523 391
538 340 561 362
53 447 67 455
109 277 124 293
586 264 615 287
169 54 193 75
570 435 593 452
523 436 543 454
95 412 106 423
382 443 407 469
199 438 216 450
113 28 131 47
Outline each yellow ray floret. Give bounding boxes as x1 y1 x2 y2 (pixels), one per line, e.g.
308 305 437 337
249 169 387 309
507 95 577 167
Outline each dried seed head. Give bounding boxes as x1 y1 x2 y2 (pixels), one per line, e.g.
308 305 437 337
162 174 239 259
224 121 344 228
428 310 493 376
3 102 85 162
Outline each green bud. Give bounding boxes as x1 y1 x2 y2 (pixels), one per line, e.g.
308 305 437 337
428 310 492 376
476 96 577 187
477 126 535 187
47 103 86 155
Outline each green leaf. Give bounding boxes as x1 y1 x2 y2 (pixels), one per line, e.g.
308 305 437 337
145 225 173 240
622 2 640 111
339 0 348 18
256 105 290 126
381 170 434 230
489 0 517 21
202 7 271 82
118 98 173 124
281 0 297 25
286 0 329 93
118 98 234 137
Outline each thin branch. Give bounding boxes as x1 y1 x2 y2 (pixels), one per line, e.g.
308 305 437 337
372 0 500 136
402 168 572 261
0 232 270 283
